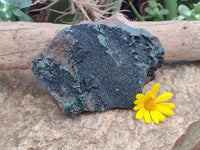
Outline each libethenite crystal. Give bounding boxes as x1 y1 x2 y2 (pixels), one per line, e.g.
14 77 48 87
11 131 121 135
30 19 164 115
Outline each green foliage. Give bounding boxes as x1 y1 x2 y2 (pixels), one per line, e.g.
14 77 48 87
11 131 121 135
176 3 200 20
112 0 123 14
177 0 199 9
47 0 123 24
128 0 199 21
162 0 177 20
144 0 169 21
0 0 33 21
47 0 83 24
129 0 144 21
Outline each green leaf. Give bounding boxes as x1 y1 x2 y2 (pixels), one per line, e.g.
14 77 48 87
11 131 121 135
18 0 32 8
47 0 83 24
142 15 153 21
1 9 12 20
178 4 191 16
18 13 33 21
112 0 123 13
195 14 200 20
7 0 16 5
7 0 19 7
186 15 196 20
159 9 169 15
0 1 6 8
178 15 185 20
7 0 32 11
9 15 17 21
155 16 163 21
149 1 157 8
193 3 200 14
145 7 154 15
153 7 159 15
18 0 32 12
12 8 24 17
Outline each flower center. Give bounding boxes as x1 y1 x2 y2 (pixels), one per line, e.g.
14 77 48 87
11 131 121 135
144 99 157 111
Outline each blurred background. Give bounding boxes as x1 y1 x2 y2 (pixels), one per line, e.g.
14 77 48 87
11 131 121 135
0 0 200 23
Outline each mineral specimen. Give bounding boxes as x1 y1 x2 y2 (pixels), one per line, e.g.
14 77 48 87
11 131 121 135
30 19 164 115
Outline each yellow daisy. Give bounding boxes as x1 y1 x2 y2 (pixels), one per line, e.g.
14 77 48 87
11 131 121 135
133 83 175 124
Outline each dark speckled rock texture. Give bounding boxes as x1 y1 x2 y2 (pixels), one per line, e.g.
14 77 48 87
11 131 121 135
30 19 164 115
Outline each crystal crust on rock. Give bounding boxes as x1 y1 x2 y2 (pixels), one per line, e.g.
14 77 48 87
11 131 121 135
30 19 164 115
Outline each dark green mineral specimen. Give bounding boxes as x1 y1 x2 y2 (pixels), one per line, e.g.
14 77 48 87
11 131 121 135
30 19 164 115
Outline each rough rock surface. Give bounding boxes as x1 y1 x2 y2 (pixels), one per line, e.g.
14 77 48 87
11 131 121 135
30 20 164 115
0 61 200 150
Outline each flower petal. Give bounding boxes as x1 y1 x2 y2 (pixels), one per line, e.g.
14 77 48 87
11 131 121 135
157 103 176 109
145 91 151 96
156 105 174 116
151 83 160 99
134 101 139 105
136 94 145 100
134 99 144 105
155 92 173 102
156 110 166 122
136 108 145 120
133 104 144 110
145 91 153 100
150 110 159 124
144 110 151 124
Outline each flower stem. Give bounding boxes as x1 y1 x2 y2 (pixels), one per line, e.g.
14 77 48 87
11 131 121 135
129 0 144 21
158 3 164 10
162 0 177 20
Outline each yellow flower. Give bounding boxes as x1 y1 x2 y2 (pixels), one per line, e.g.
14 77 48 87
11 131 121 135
133 83 175 124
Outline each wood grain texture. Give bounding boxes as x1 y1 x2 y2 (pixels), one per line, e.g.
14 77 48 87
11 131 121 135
0 22 67 70
0 14 200 70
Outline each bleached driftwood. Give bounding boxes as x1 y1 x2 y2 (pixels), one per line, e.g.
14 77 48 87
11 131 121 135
0 14 200 70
